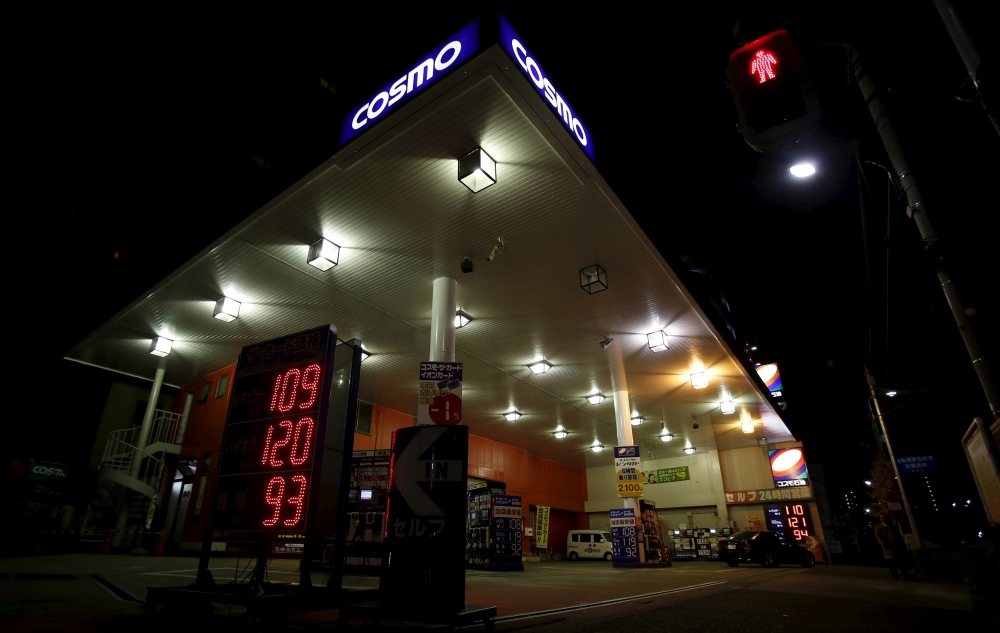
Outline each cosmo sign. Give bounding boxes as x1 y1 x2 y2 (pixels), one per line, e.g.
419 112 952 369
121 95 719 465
499 15 595 162
340 20 480 145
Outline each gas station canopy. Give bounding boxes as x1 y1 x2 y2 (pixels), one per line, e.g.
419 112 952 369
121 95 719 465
67 34 794 467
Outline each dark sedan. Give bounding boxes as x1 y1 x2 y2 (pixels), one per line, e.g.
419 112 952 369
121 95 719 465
720 530 815 568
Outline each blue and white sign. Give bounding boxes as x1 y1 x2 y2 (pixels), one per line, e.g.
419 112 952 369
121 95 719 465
897 455 937 474
610 507 640 568
340 20 480 145
499 14 595 162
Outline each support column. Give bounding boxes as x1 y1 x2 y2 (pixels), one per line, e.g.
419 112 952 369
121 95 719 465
608 344 639 517
135 364 166 458
429 277 457 362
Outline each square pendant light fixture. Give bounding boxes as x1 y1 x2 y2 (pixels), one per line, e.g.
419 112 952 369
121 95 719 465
528 360 552 375
553 428 568 439
631 416 644 426
741 419 755 434
307 238 340 271
647 329 669 352
586 393 606 405
503 410 522 422
591 442 604 453
690 371 708 389
360 348 371 362
213 296 241 322
149 336 172 357
579 264 608 294
455 310 472 329
721 399 735 415
684 446 697 455
458 148 497 193
659 423 673 442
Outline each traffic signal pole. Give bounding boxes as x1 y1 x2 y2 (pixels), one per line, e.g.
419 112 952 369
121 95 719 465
848 47 1000 422
865 365 921 549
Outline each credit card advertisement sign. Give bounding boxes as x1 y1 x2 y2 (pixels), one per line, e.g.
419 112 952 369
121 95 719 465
417 362 463 425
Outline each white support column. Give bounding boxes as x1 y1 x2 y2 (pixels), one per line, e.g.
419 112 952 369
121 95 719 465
131 363 166 477
429 277 457 362
608 344 639 517
175 390 195 445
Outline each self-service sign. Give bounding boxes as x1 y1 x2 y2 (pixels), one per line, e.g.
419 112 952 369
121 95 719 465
381 425 468 613
610 508 640 568
614 446 644 498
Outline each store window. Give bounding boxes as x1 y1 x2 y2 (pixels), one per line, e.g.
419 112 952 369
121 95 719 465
198 381 212 403
215 374 229 399
579 534 592 543
356 401 373 435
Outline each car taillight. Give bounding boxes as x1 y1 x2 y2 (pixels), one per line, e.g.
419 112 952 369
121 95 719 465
737 542 749 549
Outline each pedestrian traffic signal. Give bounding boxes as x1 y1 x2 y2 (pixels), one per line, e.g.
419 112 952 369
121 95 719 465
727 30 819 152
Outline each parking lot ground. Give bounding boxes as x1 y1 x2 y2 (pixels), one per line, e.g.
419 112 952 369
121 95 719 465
0 554 976 632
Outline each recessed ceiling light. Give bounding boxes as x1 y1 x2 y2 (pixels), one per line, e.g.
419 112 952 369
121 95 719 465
590 443 604 453
684 447 696 455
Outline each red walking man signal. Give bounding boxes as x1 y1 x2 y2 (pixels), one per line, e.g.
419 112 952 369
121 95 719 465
750 49 777 84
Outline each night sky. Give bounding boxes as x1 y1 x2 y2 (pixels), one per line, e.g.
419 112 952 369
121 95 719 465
15 2 997 536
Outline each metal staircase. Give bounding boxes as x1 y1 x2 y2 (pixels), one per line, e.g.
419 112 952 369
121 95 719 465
99 410 184 498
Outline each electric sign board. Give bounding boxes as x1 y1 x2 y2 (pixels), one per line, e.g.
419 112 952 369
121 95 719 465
209 325 339 533
499 14 595 162
769 447 809 488
610 508 640 568
614 445 644 498
755 363 784 397
381 425 469 614
340 20 480 146
766 502 824 562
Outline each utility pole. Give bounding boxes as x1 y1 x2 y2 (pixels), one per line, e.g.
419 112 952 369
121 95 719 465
849 47 1000 421
865 365 921 549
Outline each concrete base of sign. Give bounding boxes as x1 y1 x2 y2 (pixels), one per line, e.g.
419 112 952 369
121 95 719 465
340 602 497 631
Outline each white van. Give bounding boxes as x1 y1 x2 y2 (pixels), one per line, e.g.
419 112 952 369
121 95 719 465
567 530 614 560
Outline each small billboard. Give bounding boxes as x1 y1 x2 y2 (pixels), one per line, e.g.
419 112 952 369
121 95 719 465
756 363 784 397
769 447 808 487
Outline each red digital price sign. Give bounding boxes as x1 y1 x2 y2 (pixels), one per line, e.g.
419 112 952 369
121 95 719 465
783 503 811 542
209 326 339 533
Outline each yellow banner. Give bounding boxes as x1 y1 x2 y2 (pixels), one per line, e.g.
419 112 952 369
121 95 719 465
535 506 550 548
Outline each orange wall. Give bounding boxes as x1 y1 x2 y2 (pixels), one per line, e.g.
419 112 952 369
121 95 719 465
170 367 589 541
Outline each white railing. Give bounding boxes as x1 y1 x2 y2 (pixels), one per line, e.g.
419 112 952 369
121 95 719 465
100 409 183 495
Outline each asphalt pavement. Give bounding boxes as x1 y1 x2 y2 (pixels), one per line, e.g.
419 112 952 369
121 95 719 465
0 555 977 631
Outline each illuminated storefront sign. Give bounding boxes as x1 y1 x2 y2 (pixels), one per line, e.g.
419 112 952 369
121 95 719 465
340 20 480 145
499 14 595 162
725 486 813 504
769 447 809 487
755 363 784 397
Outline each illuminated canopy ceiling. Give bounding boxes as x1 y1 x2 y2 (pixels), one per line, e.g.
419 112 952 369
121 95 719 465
67 43 794 466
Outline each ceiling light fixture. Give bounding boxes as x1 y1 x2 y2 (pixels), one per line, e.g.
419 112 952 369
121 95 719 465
503 410 522 422
360 349 371 362
591 442 604 453
455 310 472 329
579 264 608 294
528 360 552 375
684 446 696 455
790 163 816 177
149 336 172 357
885 390 898 398
741 419 754 434
690 372 708 389
586 393 606 405
631 416 644 426
458 148 497 193
553 428 568 439
213 296 241 322
721 399 735 415
307 238 341 271
647 329 669 352
659 422 672 442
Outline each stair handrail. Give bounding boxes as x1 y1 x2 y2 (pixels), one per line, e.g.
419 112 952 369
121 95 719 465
101 430 163 484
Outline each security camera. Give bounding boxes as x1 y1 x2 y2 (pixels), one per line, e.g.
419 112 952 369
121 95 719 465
461 257 474 274
691 413 699 430
599 336 614 350
692 422 700 430
486 237 506 262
